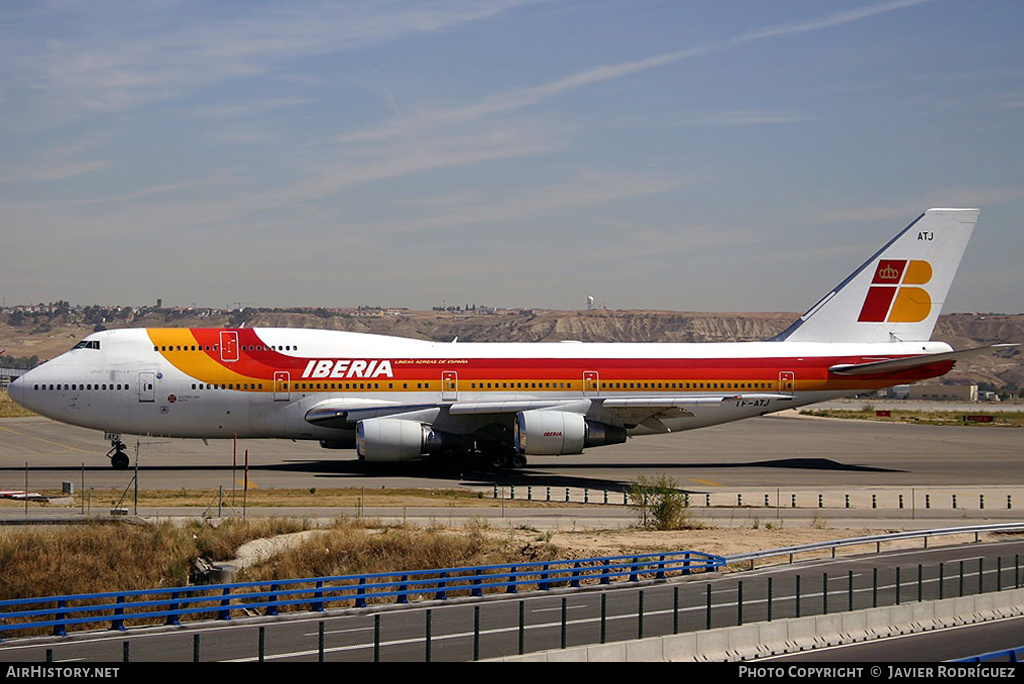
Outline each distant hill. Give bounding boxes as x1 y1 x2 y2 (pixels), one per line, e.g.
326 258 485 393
2 308 1020 395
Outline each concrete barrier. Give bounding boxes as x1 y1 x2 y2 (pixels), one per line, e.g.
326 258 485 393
492 587 1024 662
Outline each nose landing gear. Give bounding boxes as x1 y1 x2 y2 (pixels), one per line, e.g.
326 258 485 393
107 437 130 470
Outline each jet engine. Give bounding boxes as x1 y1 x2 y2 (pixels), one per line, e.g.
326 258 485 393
356 418 450 462
514 410 627 455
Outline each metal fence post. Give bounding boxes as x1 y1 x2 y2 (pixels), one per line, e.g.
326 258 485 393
519 601 525 654
600 593 607 644
374 615 380 663
266 583 279 616
355 577 367 608
673 586 679 634
706 585 712 630
111 596 126 631
425 609 432 663
873 568 878 607
561 598 568 649
737 581 743 626
166 592 181 625
53 600 67 637
312 580 325 612
638 591 645 638
795 575 801 618
474 605 480 661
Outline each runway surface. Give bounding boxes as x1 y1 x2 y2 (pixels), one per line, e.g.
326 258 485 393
0 412 1020 496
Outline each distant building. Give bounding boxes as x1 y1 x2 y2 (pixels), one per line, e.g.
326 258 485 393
0 368 25 387
888 384 911 399
906 384 978 402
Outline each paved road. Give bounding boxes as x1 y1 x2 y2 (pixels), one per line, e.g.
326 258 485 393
0 539 1020 662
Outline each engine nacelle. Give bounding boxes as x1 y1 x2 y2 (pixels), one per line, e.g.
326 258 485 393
356 418 446 462
514 411 627 455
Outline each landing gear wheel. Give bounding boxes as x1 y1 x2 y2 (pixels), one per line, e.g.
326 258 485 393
511 453 527 469
107 438 130 470
489 452 509 470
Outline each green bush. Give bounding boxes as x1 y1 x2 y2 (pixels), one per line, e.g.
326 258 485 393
628 475 692 530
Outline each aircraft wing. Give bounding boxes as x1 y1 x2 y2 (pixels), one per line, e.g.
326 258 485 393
600 394 793 408
304 399 439 428
304 393 793 430
827 344 1017 376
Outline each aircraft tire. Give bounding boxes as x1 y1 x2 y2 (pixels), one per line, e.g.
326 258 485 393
111 451 130 470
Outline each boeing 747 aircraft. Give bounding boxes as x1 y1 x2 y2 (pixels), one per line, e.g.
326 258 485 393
8 209 1006 470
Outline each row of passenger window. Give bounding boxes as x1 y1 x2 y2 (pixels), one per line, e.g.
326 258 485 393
33 383 130 391
465 381 774 390
155 344 299 352
191 383 264 390
207 379 777 393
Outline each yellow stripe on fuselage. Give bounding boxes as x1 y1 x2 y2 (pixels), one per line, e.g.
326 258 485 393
147 329 264 389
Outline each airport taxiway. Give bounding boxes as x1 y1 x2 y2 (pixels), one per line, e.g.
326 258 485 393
0 411 1020 496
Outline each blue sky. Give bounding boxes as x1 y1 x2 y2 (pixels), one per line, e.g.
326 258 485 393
2 0 1021 314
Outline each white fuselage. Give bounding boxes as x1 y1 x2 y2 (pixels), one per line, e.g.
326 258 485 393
8 327 952 443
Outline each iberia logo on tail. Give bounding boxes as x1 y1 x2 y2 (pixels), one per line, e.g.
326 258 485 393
858 259 933 323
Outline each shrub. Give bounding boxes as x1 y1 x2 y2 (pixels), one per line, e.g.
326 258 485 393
628 475 692 530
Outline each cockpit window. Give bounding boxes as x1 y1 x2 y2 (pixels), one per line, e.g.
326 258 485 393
72 340 101 350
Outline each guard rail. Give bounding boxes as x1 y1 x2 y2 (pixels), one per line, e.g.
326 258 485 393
726 522 1024 568
0 549 723 640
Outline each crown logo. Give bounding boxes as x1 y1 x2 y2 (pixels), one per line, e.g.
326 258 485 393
877 265 900 280
859 259 933 323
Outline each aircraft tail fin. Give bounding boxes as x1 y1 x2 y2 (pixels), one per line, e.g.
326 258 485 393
773 208 979 344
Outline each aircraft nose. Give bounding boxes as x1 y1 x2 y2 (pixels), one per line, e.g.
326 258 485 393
7 373 25 407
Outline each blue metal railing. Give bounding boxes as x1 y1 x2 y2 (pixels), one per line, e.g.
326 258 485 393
0 549 723 640
952 646 1023 663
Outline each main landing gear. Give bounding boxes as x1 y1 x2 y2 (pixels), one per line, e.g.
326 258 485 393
476 443 527 471
107 437 130 470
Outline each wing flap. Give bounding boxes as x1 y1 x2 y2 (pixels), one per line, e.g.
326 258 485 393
601 393 793 408
305 399 440 428
447 399 590 415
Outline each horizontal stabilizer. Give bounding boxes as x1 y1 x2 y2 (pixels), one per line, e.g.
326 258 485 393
828 344 1017 376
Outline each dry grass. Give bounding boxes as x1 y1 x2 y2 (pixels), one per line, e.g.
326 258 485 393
0 518 567 602
0 388 35 418
235 519 563 584
0 486 572 511
189 517 311 561
799 407 1024 427
0 522 198 598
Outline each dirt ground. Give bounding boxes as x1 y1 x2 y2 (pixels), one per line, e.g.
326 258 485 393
231 523 999 570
